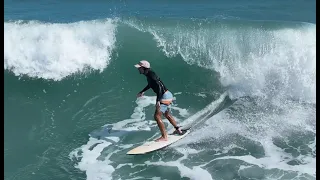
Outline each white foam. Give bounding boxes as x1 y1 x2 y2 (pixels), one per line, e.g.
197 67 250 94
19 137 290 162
4 19 117 80
170 106 189 117
151 177 161 180
69 137 115 180
70 93 316 179
128 20 316 103
168 92 228 147
199 101 315 176
173 91 315 178
69 96 154 180
211 138 316 176
70 95 191 180
180 92 228 127
106 137 120 143
125 177 161 180
175 147 203 154
195 93 207 98
130 96 156 120
145 147 213 180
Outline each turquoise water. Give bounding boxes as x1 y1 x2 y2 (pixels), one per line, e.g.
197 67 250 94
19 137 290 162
4 1 316 180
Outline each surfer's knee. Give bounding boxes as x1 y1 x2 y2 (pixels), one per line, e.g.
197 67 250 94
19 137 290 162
154 111 162 121
164 111 171 118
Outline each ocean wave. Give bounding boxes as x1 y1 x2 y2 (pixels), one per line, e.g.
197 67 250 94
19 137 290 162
125 18 316 103
4 18 316 104
4 19 117 81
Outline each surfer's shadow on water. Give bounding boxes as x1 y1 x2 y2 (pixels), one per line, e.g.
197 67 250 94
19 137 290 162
89 124 162 145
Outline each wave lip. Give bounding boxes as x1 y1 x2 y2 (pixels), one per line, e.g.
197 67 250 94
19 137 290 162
4 19 117 81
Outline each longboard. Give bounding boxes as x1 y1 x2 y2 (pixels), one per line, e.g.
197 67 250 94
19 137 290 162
126 128 190 155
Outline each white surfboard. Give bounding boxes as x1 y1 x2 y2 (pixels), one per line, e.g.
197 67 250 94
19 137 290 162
127 129 190 155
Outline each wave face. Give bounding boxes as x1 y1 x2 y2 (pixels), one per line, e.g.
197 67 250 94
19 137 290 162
125 18 316 103
4 17 316 180
5 18 315 102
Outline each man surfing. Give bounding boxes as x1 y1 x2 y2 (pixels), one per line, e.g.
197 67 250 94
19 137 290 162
134 60 183 142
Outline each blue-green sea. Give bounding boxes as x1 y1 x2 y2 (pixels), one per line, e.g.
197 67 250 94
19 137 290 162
4 0 316 179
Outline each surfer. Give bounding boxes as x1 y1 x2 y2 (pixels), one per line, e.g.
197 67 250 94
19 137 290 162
135 60 183 142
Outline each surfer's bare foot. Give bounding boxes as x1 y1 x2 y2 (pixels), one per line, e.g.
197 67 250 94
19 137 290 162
155 137 167 142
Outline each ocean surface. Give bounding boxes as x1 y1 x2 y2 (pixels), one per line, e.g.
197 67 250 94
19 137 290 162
4 0 316 180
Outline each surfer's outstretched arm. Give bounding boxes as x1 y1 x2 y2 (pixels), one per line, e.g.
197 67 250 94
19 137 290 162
138 85 150 97
140 84 150 93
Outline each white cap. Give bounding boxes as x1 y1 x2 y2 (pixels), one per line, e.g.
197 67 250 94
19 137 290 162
134 60 150 69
